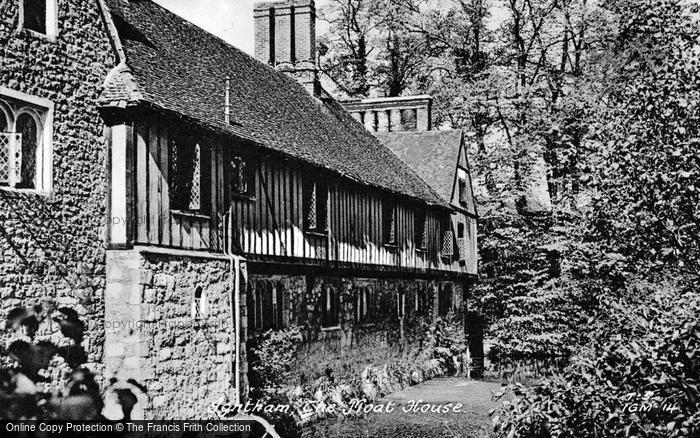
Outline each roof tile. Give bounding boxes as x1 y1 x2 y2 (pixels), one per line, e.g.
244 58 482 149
101 0 448 208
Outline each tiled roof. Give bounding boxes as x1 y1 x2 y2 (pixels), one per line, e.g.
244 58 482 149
375 130 476 214
99 0 449 209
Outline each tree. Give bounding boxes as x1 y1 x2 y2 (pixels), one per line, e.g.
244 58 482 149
591 0 700 282
319 0 484 98
491 1 700 434
319 0 379 96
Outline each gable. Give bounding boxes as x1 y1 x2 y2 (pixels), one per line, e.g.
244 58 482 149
376 130 477 216
453 138 477 215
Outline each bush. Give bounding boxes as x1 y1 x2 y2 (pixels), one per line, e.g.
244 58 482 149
476 216 605 371
248 316 469 428
1 303 143 421
248 326 304 390
492 286 700 437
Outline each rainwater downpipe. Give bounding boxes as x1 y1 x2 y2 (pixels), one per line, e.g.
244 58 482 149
222 76 242 406
224 210 243 406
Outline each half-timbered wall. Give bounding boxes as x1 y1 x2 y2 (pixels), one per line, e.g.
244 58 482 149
107 117 476 276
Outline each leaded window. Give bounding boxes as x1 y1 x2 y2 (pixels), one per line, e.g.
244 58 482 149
442 219 454 257
17 114 37 188
303 178 328 232
169 136 202 211
0 111 8 184
0 97 49 191
0 133 22 187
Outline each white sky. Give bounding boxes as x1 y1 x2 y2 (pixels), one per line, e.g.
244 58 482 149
153 0 330 56
151 0 507 57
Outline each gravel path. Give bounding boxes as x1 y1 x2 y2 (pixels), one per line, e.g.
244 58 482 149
303 378 504 438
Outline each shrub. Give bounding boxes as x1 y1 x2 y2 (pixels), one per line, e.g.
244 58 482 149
1 303 143 421
248 316 469 429
248 326 304 391
476 215 606 372
492 286 700 437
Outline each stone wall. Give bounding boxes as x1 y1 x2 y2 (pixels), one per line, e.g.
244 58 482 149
245 273 465 387
105 249 244 420
0 0 115 370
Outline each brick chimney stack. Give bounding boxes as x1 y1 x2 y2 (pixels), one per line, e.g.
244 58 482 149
254 0 319 96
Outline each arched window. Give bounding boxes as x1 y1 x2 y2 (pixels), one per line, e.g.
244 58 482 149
247 280 282 332
0 94 51 192
397 290 406 318
354 286 377 324
355 287 369 324
191 286 208 320
321 285 339 328
16 113 38 189
0 106 22 188
415 285 428 316
0 110 8 132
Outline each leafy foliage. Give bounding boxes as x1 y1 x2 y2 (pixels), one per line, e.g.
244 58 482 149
248 325 304 390
1 303 143 421
248 316 469 429
320 1 700 435
493 285 700 438
319 0 490 98
591 0 700 281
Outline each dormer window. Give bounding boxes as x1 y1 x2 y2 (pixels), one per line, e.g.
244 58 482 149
20 0 57 39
